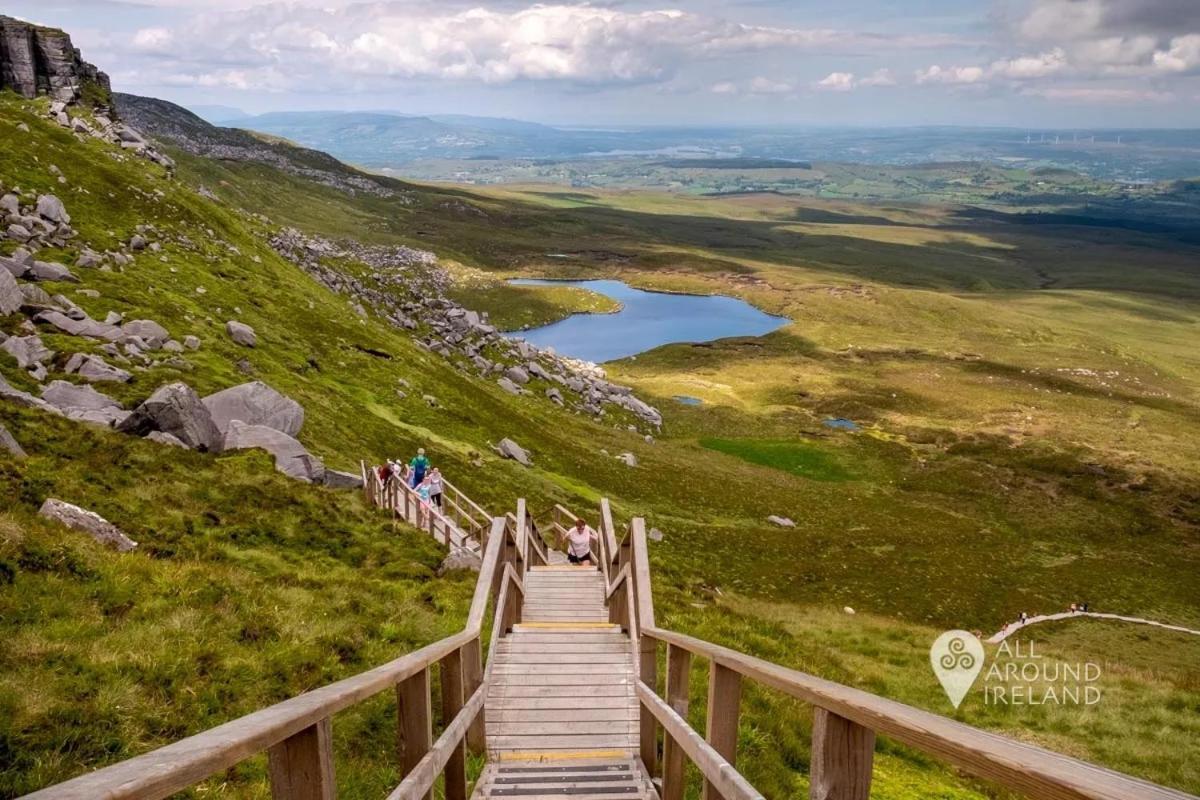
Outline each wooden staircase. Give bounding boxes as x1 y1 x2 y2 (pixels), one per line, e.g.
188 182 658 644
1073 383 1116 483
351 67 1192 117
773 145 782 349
23 499 1199 800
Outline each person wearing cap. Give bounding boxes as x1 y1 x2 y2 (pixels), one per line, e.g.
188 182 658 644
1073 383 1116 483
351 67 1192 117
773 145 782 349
409 448 430 486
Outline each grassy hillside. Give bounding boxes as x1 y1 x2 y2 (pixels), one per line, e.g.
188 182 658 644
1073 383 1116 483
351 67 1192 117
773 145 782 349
3 88 1200 797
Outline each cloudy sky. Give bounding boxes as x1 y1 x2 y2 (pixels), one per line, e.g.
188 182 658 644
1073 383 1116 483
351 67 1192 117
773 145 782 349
6 0 1199 126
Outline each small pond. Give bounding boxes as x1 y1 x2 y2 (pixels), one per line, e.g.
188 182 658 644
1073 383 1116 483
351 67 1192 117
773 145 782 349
674 395 704 406
503 279 788 363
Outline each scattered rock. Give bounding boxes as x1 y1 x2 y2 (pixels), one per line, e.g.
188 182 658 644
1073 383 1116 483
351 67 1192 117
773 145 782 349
35 195 70 225
648 527 664 542
0 421 26 458
767 515 795 528
505 366 530 385
496 377 522 395
223 420 325 482
2 334 53 368
545 387 564 405
29 260 78 283
122 319 170 348
38 499 138 552
322 469 364 489
843 607 856 616
41 380 129 426
0 268 21 315
65 353 132 383
437 549 483 576
183 335 201 350
616 452 638 467
117 382 223 451
226 320 256 347
423 394 438 407
202 381 304 436
0 372 62 415
494 437 531 466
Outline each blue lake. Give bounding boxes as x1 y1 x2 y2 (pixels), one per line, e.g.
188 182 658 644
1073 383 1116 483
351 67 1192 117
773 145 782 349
504 279 788 363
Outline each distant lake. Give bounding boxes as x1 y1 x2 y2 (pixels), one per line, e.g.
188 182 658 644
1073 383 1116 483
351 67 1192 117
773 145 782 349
504 279 788 363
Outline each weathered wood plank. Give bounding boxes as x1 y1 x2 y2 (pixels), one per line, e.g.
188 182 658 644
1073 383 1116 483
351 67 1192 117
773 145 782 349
266 718 335 800
810 708 874 800
662 645 692 800
704 662 743 800
397 668 433 800
440 650 467 800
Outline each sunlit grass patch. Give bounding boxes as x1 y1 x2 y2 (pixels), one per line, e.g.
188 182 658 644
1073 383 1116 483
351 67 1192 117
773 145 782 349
699 437 854 482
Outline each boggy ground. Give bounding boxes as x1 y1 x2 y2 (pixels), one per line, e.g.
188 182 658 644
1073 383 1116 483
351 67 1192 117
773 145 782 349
2 92 1199 796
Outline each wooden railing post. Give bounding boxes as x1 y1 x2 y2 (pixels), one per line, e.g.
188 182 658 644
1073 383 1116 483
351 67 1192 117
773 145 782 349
703 662 742 800
462 637 486 754
662 644 692 800
810 708 875 800
267 717 335 800
440 649 467 800
397 668 433 800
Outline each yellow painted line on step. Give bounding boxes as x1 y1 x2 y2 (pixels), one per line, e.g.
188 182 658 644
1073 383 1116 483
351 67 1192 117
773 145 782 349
498 750 628 762
531 566 597 571
515 622 620 629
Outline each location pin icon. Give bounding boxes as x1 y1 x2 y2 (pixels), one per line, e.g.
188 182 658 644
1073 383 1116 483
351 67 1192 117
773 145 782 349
930 630 985 709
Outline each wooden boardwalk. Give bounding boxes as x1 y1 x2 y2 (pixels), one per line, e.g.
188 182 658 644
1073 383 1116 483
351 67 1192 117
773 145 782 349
477 565 651 799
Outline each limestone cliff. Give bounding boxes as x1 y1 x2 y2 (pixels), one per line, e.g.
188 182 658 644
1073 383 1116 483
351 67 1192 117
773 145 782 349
0 15 110 106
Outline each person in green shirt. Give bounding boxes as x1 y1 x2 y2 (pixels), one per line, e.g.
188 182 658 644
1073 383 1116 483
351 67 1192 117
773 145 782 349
409 448 431 486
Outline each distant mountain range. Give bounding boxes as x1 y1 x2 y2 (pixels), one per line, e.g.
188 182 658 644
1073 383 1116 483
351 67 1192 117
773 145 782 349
180 105 1200 181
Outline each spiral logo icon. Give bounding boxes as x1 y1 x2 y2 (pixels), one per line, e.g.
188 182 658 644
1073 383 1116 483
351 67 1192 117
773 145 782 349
930 630 985 709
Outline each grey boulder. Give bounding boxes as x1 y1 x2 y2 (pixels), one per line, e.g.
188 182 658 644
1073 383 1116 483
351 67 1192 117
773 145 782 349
117 382 223 451
0 373 62 415
29 260 79 283
202 381 304 436
36 195 70 225
494 437 531 467
437 549 483 576
146 431 188 448
225 320 257 347
38 499 137 552
0 268 21 315
0 422 26 458
122 319 170 348
767 515 795 528
65 353 133 383
505 366 530 385
2 335 53 368
223 420 324 482
41 380 129 427
322 469 364 489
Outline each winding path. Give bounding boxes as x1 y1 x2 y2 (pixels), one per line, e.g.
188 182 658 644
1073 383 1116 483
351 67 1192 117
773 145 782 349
987 611 1200 644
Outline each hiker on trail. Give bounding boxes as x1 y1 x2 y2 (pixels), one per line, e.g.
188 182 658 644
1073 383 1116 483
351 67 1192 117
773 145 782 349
429 468 444 511
1081 602 1089 613
410 448 431 486
562 518 598 566
1019 611 1029 625
416 475 433 526
377 461 393 484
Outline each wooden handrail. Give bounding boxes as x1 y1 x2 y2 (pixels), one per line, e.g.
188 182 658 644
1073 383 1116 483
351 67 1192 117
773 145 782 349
624 518 1196 800
386 686 487 800
26 516 511 800
637 682 764 800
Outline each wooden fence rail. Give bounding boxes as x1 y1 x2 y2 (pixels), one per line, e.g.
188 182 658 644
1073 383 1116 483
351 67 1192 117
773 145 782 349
23 512 531 800
604 518 1197 800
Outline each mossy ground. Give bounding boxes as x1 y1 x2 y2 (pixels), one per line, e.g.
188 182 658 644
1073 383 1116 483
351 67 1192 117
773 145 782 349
2 91 1199 795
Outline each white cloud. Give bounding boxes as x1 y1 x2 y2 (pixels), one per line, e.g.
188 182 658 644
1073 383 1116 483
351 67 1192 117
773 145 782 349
120 3 967 92
1152 34 1200 73
859 68 897 87
1022 86 1174 103
749 76 793 94
915 65 986 85
990 49 1067 79
815 72 856 91
710 81 739 95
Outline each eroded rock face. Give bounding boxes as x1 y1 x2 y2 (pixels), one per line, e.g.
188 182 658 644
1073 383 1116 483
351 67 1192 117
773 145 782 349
117 382 222 451
222 420 324 482
1 16 113 102
202 381 304 436
38 499 137 552
322 469 364 489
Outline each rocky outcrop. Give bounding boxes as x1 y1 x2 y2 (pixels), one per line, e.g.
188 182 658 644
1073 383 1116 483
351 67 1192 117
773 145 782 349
322 469 364 489
223 420 324 483
268 227 662 431
117 382 223 451
202 381 304 436
0 267 21 315
0 16 111 105
38 499 136 552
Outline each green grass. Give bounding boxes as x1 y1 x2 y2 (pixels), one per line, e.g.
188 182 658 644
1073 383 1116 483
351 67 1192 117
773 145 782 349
699 437 854 482
1 89 1199 796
